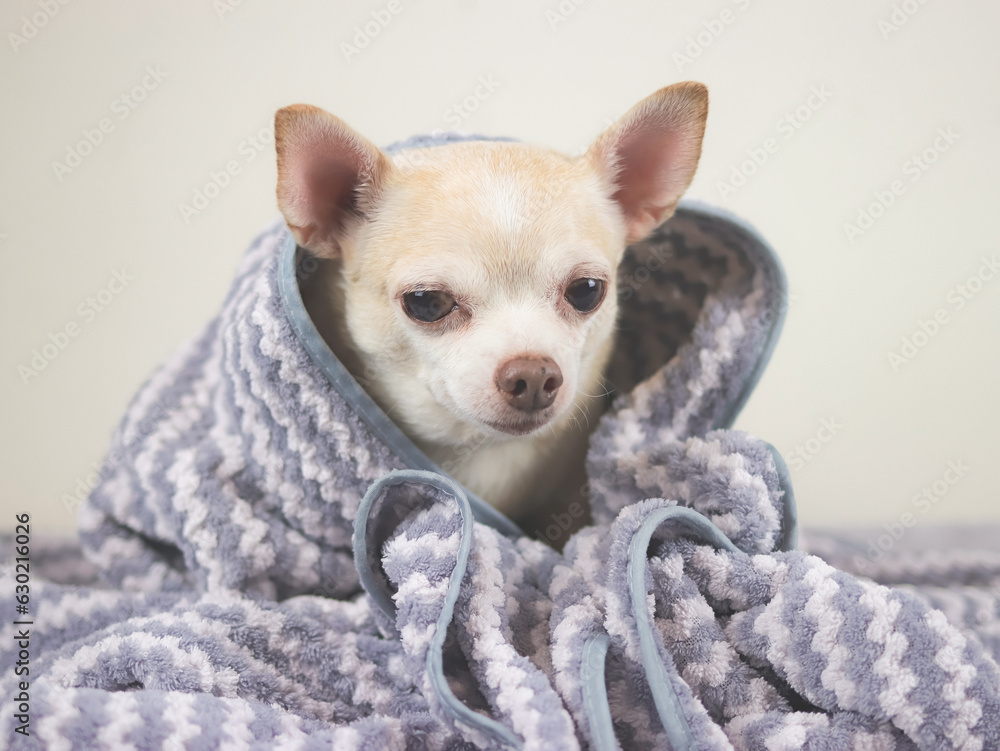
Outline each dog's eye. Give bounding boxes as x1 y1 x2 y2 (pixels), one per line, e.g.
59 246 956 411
564 278 606 313
402 290 458 323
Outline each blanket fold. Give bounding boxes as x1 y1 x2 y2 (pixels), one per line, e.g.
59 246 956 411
352 445 999 750
3 133 999 750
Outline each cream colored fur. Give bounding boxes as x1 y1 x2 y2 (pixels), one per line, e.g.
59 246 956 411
276 83 708 538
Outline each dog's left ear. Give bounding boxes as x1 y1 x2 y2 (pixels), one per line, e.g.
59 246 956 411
586 82 708 244
274 104 395 259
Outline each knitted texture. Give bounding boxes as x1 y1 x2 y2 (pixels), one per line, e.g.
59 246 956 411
3 136 998 749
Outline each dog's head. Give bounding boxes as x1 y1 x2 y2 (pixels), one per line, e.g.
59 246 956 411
275 83 708 447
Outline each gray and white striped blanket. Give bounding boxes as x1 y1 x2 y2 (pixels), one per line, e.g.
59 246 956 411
3 136 998 749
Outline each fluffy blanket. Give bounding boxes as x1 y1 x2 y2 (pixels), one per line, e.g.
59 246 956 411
3 134 999 750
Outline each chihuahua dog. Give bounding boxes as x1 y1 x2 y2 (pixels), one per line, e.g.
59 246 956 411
274 82 708 538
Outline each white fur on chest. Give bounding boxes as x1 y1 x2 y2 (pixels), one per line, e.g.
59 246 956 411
423 415 589 517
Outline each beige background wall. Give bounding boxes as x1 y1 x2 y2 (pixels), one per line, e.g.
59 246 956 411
2 0 998 537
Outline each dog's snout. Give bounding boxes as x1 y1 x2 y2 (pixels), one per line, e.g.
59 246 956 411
495 357 563 412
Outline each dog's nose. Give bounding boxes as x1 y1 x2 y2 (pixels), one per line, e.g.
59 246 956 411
495 357 563 412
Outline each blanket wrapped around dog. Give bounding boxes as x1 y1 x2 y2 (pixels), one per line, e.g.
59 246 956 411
3 134 1000 750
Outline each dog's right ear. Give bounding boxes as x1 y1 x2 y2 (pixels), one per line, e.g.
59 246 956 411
274 104 395 259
